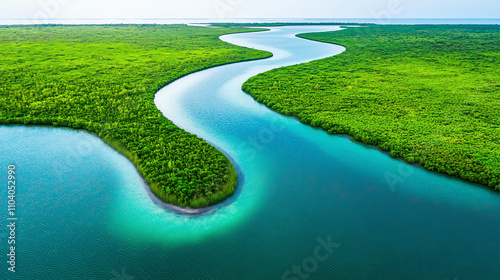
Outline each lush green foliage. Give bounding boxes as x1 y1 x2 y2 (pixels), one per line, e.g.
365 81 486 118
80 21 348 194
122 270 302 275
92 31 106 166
0 25 271 207
243 25 500 190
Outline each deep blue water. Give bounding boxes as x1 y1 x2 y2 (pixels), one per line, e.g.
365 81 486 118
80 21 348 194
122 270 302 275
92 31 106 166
1 26 499 280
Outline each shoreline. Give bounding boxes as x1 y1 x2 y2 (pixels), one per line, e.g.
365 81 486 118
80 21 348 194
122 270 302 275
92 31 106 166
242 25 500 192
0 123 240 211
0 25 273 210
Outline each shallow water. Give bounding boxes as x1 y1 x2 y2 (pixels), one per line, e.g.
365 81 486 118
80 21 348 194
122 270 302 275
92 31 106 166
1 26 499 279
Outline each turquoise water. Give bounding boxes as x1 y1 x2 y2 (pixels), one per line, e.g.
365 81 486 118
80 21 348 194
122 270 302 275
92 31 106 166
1 26 499 279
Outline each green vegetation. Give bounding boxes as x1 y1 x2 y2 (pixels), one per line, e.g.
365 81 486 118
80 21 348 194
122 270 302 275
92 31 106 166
243 25 500 190
0 24 271 208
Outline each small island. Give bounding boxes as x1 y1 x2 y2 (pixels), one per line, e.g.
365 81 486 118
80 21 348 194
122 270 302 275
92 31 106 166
0 24 271 208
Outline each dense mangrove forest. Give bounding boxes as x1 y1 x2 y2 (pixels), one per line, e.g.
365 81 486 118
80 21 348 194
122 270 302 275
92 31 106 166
0 25 271 208
243 25 500 190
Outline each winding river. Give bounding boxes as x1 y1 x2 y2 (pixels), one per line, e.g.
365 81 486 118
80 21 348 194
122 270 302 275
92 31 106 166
1 26 499 279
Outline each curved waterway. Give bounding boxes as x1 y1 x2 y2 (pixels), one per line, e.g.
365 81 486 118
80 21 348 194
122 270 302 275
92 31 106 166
1 26 499 279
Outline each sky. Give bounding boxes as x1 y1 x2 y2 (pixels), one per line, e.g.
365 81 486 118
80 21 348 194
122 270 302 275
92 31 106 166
1 0 498 20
